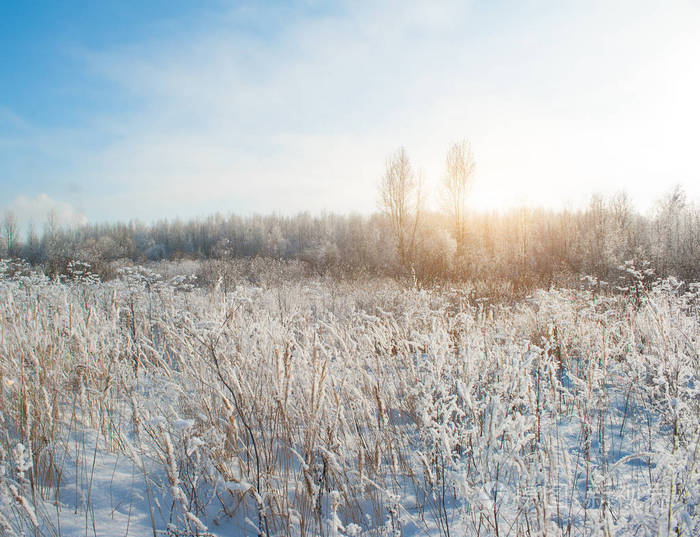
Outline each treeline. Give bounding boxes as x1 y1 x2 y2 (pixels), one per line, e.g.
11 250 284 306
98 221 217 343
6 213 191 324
1 186 698 287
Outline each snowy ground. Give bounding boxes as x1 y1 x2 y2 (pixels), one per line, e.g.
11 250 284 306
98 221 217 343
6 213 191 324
0 261 698 536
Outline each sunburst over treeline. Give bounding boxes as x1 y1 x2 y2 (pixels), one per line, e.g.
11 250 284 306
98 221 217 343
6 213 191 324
3 182 697 290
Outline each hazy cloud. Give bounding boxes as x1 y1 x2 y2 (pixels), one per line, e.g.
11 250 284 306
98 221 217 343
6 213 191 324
5 194 87 232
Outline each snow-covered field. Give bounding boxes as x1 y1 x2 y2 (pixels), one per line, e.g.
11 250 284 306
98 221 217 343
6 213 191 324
1 260 698 536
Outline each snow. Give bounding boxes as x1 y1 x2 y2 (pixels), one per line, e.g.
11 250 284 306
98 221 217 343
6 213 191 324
0 259 698 536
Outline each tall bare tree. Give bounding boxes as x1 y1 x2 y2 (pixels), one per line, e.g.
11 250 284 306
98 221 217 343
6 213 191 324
379 147 422 268
443 140 475 252
2 210 18 257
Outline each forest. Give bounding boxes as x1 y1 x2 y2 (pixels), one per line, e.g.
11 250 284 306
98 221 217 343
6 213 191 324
2 183 698 293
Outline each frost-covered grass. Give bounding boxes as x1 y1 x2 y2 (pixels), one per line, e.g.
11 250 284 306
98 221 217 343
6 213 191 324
0 260 698 536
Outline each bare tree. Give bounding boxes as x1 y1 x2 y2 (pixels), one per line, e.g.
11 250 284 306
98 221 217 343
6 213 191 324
610 191 633 232
379 147 422 268
609 191 635 262
442 140 475 252
2 210 18 257
654 185 688 277
586 194 608 275
43 209 60 263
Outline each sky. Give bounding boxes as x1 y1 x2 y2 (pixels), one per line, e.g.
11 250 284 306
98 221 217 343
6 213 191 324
1 0 699 229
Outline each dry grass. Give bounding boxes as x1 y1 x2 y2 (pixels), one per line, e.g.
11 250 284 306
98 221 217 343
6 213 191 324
0 260 698 536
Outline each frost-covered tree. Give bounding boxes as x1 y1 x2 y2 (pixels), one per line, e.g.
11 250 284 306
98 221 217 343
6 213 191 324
378 147 422 269
2 210 18 257
442 140 475 252
652 185 700 279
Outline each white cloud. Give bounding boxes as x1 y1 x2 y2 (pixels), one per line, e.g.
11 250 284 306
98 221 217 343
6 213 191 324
5 194 87 232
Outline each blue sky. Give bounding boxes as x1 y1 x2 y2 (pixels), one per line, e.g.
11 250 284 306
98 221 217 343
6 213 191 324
1 1 699 228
